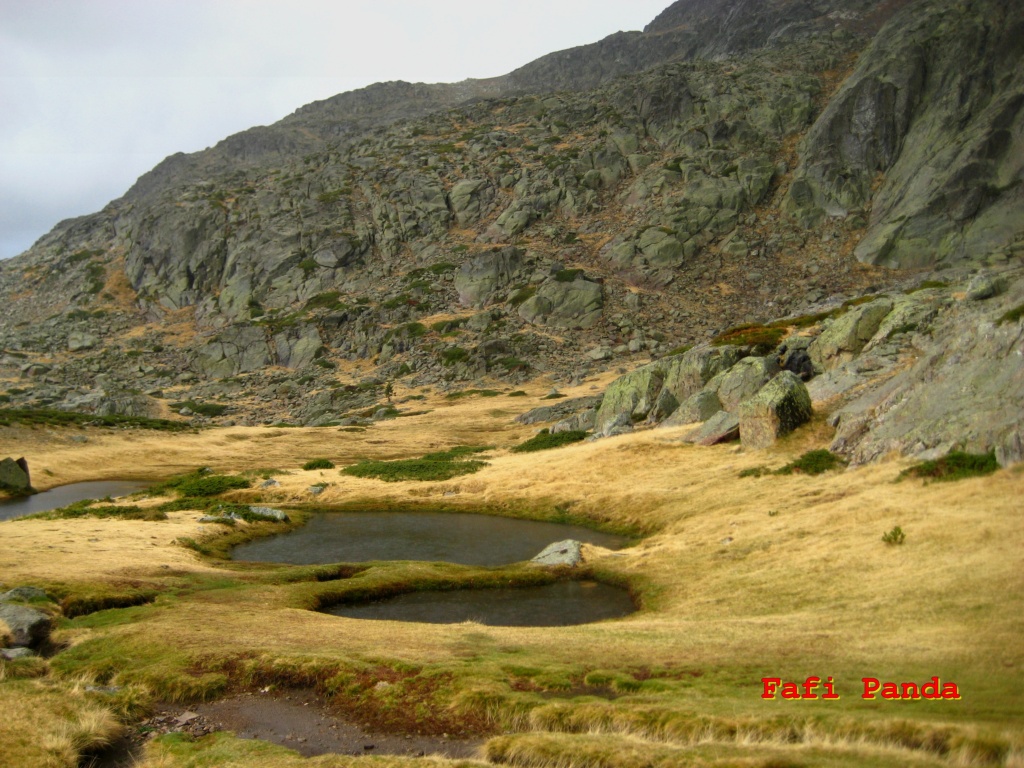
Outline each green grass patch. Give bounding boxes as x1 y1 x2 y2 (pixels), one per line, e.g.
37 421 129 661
445 389 501 400
775 450 847 476
302 458 335 470
898 450 1000 482
906 280 949 294
508 390 528 397
711 324 786 354
440 346 470 366
509 286 537 306
24 500 167 522
170 401 228 418
341 446 490 482
512 429 588 453
149 470 252 498
0 408 190 431
304 291 348 312
554 268 584 282
997 302 1024 325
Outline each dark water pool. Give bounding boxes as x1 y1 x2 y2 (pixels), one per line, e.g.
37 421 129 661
327 581 636 626
0 481 149 522
232 512 627 566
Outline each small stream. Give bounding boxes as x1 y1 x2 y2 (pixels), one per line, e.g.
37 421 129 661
0 481 149 521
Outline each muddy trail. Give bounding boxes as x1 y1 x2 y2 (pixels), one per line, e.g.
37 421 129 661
91 688 484 765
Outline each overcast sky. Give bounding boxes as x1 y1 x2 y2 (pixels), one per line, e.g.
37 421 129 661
0 0 670 260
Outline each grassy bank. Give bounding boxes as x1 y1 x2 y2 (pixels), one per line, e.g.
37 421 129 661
0 383 1021 767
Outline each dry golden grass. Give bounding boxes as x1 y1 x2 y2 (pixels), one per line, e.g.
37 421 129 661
0 679 124 768
1 385 1021 767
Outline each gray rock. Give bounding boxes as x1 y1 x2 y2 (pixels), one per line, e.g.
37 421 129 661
684 410 741 446
965 273 1007 301
0 587 49 603
274 324 323 369
454 247 525 308
0 603 52 647
739 372 813 450
661 389 723 427
712 356 781 412
67 331 99 351
0 458 31 493
598 412 635 438
808 299 893 371
307 485 326 496
595 359 671 432
531 539 582 567
248 506 289 522
516 396 602 426
194 324 272 379
259 478 280 489
449 179 495 226
518 277 603 329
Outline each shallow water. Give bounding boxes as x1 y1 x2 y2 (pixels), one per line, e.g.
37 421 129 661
327 580 635 626
232 511 626 566
0 480 149 521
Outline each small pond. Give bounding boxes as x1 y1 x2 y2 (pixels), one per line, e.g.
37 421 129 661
327 580 636 626
231 511 627 566
0 481 149 522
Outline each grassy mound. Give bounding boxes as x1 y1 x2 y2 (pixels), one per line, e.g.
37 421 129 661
512 429 589 453
899 450 1000 482
341 446 490 482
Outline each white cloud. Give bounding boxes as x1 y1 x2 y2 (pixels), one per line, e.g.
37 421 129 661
0 0 669 258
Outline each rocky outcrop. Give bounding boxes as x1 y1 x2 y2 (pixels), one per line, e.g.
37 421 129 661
808 298 893 371
786 0 1024 268
0 458 31 494
739 372 814 450
194 325 272 378
831 272 1024 466
518 276 603 330
455 248 526 308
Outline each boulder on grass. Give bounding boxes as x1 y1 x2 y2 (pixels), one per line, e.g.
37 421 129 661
685 411 741 446
0 457 31 494
739 372 813 450
0 603 52 647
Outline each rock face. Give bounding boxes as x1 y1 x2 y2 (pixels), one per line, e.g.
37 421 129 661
455 248 525 308
518 277 603 329
0 458 31 494
831 277 1024 466
786 0 1024 268
739 372 814 449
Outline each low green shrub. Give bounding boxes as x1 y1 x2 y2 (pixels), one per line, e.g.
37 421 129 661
898 451 1000 482
26 500 166 522
775 450 847 476
997 303 1024 325
512 429 588 453
711 324 786 355
882 526 906 545
303 459 335 470
340 446 489 482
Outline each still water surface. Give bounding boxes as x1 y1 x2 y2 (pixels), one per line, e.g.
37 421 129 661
0 481 149 522
232 512 627 566
327 581 636 626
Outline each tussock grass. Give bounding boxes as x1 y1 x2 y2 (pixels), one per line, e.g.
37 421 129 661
512 429 589 453
0 680 126 768
0 407 189 432
25 499 166 521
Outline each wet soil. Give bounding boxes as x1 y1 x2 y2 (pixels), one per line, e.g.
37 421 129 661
133 689 483 761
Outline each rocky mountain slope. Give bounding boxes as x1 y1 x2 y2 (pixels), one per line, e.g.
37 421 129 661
0 0 1021 465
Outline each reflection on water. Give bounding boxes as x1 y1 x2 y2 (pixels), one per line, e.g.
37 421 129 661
0 481 149 521
327 581 636 626
232 512 627 566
